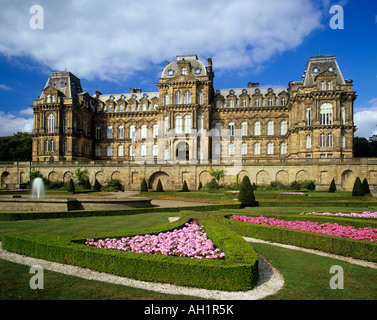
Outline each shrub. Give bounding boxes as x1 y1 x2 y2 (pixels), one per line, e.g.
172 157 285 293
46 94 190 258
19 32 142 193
181 180 189 192
329 178 336 193
103 179 122 192
362 178 371 195
84 179 91 190
238 176 258 207
67 179 75 193
140 178 148 192
352 177 364 196
307 181 316 191
198 181 203 190
93 179 101 192
156 179 164 192
288 181 301 190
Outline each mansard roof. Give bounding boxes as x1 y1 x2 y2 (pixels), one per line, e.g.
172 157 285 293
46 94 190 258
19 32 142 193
42 71 83 98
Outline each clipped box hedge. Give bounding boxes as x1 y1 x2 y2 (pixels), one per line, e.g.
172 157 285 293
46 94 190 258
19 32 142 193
0 203 242 221
223 216 377 263
2 214 258 292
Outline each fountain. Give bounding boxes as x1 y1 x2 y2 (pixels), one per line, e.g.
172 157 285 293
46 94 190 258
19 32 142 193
31 177 45 199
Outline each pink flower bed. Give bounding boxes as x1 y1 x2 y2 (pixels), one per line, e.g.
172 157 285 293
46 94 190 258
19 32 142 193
86 221 225 260
230 215 377 242
301 212 377 219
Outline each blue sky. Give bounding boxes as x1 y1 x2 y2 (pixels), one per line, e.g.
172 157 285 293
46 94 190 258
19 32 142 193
0 0 376 137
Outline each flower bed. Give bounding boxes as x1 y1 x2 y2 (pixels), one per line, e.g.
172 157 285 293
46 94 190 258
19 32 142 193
301 211 377 219
230 215 377 242
86 221 225 260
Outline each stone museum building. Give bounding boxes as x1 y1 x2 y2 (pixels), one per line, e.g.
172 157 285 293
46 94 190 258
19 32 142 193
2 54 377 191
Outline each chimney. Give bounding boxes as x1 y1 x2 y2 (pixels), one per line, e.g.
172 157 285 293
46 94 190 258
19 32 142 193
248 82 259 88
130 88 142 93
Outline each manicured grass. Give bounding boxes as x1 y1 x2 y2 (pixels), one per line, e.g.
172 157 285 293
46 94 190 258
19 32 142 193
251 242 377 300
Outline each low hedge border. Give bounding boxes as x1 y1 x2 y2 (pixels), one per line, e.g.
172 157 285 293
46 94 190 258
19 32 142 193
0 203 242 221
2 212 258 292
222 216 377 263
259 201 372 207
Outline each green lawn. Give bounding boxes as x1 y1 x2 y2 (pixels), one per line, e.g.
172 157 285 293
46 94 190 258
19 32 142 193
1 189 377 300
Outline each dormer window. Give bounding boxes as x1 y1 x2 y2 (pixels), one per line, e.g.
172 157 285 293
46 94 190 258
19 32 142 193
60 81 66 87
194 67 201 74
321 82 326 90
313 67 320 74
167 69 175 76
327 81 333 90
181 67 187 75
328 66 335 72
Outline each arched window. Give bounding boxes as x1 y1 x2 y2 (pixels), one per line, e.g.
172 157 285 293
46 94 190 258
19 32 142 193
164 93 169 106
140 144 147 157
320 133 326 147
141 103 147 111
341 134 346 148
181 67 187 75
241 142 247 155
197 91 203 105
228 143 235 155
153 124 158 138
129 125 136 139
306 108 312 126
281 97 287 106
267 121 274 135
117 145 124 157
280 142 287 155
175 115 182 134
327 81 333 90
129 145 135 157
108 104 113 113
47 114 55 133
320 103 333 125
184 90 191 104
175 91 182 104
254 142 260 155
216 100 222 108
118 126 124 139
46 95 51 103
280 121 287 135
268 98 273 106
107 146 113 157
228 99 234 108
107 126 113 139
141 125 147 139
184 115 191 134
254 121 261 135
153 103 158 110
254 98 260 107
119 104 124 112
267 142 274 155
327 133 333 147
153 145 158 157
228 122 235 136
306 135 312 149
241 122 248 136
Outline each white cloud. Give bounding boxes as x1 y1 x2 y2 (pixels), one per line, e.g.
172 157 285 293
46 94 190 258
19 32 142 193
0 0 324 81
0 84 12 91
354 99 377 138
0 110 33 136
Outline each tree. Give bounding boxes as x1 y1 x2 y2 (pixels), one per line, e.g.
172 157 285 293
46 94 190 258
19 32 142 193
329 179 336 193
0 132 32 161
362 178 371 195
182 180 189 192
67 178 75 193
156 179 164 192
352 177 364 196
238 176 258 207
74 168 89 186
140 178 148 192
208 167 225 184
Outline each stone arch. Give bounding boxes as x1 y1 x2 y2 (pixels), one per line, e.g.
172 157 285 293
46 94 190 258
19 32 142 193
296 170 309 182
95 171 106 184
341 169 355 191
199 170 212 185
148 171 170 190
111 171 121 181
237 170 249 183
175 141 189 161
63 171 73 183
256 170 270 185
1 171 10 188
276 170 289 185
48 171 59 182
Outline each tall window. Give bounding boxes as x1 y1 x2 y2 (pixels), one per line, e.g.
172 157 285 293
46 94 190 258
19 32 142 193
241 122 248 136
341 134 346 148
327 81 333 90
184 115 191 134
164 93 169 106
96 127 102 139
216 100 221 108
108 104 113 113
107 146 113 157
141 125 147 139
129 145 135 157
320 133 326 147
306 135 312 149
141 103 147 111
320 103 333 125
153 124 158 138
197 92 203 105
164 116 169 134
241 142 247 155
327 133 333 147
63 116 68 133
281 97 287 106
153 145 158 157
228 122 235 136
118 126 124 139
241 99 247 107
321 82 326 90
254 121 261 135
306 108 312 126
175 91 182 104
267 142 274 155
140 144 147 157
117 145 124 157
129 125 136 139
47 114 55 133
215 122 221 135
267 121 274 135
107 126 113 139
255 99 260 107
181 67 187 75
280 121 287 135
184 91 191 104
228 100 234 108
175 115 183 134
119 104 124 112
280 142 287 155
95 146 101 157
268 98 273 106
254 142 261 155
341 107 346 125
130 104 135 111
197 115 203 131
228 143 235 155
